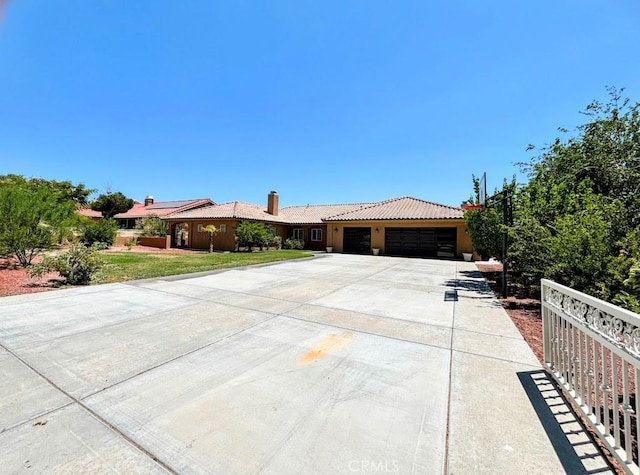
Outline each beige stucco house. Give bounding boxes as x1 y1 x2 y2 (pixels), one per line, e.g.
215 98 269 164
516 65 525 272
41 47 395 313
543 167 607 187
164 192 473 258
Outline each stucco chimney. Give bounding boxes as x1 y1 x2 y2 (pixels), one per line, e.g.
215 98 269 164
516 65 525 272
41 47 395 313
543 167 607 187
267 191 279 216
144 195 154 207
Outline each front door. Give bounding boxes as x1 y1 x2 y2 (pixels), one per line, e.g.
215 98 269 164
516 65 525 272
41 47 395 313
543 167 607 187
173 223 189 248
343 227 371 254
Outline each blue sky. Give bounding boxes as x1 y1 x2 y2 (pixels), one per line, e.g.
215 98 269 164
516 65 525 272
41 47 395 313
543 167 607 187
1 1 639 208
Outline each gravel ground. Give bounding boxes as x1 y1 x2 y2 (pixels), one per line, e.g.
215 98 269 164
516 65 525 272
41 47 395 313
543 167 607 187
0 257 62 297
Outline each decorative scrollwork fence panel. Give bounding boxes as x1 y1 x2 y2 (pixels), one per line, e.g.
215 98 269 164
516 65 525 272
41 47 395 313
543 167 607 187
542 279 640 474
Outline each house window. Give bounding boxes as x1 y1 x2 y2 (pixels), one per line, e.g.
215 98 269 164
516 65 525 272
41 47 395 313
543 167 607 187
293 228 304 240
219 224 226 233
197 224 205 232
311 228 323 241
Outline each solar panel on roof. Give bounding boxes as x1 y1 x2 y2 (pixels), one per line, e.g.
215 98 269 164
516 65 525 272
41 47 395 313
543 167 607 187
148 200 196 209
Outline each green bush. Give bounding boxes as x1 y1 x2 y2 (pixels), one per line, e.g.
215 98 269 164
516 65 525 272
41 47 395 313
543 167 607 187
29 244 104 285
464 208 502 260
124 237 138 250
135 214 167 237
283 238 304 250
507 216 552 297
81 219 118 247
236 221 271 249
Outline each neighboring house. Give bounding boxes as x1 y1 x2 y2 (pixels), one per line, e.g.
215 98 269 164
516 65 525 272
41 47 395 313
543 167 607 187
76 207 102 220
164 191 473 257
78 196 215 228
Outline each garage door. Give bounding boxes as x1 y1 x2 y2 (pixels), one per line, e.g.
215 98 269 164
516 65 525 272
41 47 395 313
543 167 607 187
385 228 456 258
343 227 371 254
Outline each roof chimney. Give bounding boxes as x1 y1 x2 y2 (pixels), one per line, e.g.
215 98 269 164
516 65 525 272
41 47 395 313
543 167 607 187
144 195 154 207
267 191 279 216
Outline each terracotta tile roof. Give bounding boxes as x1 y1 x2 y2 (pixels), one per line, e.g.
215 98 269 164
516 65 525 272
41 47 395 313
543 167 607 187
165 201 286 223
322 197 463 221
279 203 375 224
78 198 214 219
115 198 214 218
77 207 102 218
165 196 463 223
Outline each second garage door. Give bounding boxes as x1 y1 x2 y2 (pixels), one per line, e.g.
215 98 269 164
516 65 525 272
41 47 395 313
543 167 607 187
385 227 456 258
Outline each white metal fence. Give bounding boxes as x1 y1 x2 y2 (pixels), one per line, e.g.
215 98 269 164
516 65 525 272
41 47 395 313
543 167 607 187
542 279 640 474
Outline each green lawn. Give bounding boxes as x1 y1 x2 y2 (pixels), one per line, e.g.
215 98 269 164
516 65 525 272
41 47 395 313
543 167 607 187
93 250 312 284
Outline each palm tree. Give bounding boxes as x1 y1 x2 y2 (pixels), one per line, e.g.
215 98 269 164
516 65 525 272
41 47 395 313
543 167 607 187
204 225 218 253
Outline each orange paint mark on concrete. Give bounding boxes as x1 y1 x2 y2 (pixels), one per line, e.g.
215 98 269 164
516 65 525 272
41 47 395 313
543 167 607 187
298 331 354 365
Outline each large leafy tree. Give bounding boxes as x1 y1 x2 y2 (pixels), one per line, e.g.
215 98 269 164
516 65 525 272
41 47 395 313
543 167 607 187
91 192 134 219
484 87 640 305
0 174 94 205
0 185 77 266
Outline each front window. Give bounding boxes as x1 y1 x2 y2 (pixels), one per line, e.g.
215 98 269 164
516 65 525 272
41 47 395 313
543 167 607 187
311 228 323 241
293 228 303 240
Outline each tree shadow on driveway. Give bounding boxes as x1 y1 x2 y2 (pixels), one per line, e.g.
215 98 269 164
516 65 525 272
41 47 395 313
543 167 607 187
442 269 501 306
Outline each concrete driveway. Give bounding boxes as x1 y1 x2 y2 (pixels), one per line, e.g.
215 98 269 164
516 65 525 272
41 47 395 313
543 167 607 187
0 254 610 474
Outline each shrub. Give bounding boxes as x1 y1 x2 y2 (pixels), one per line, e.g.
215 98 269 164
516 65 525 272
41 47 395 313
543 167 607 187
124 237 138 250
464 208 502 260
81 219 118 247
236 221 271 249
135 214 167 237
507 216 553 297
283 238 304 250
29 244 104 285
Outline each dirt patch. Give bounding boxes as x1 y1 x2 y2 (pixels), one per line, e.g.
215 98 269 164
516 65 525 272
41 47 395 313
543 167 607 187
0 257 63 297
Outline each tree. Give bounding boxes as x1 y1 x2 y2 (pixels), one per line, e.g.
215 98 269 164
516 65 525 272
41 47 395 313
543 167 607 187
0 174 94 205
91 192 134 219
204 225 217 253
0 185 76 266
469 87 640 305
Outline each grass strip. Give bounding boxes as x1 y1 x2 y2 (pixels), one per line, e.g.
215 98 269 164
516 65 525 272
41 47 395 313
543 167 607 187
94 250 312 284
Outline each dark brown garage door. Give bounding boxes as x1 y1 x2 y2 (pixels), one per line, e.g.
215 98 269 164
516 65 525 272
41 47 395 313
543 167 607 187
343 227 371 254
385 228 456 258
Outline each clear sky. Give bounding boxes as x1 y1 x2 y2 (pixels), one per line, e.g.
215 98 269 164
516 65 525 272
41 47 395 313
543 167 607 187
1 1 639 208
